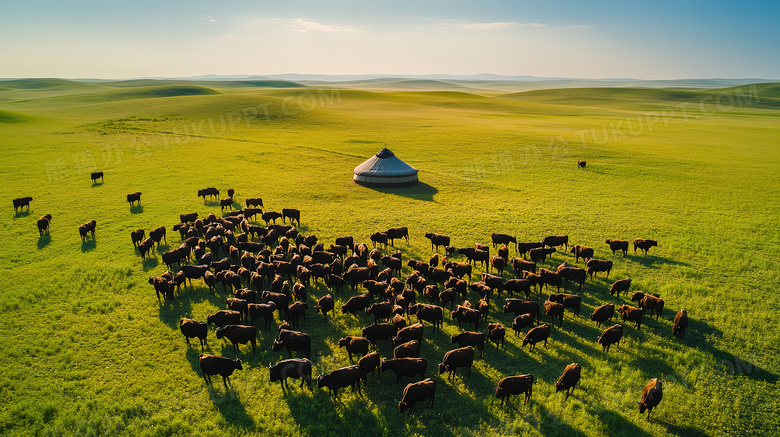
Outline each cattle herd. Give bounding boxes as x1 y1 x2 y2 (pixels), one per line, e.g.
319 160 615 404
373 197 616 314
12 173 684 422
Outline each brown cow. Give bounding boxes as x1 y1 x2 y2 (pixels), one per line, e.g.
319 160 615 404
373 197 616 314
569 245 593 263
609 277 632 297
555 363 581 401
495 374 533 405
640 294 665 320
619 305 644 330
590 303 615 327
597 323 623 352
633 239 658 255
673 309 688 339
605 239 629 257
398 378 436 415
638 378 663 420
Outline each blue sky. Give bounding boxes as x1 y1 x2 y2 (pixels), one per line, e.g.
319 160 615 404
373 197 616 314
1 0 778 79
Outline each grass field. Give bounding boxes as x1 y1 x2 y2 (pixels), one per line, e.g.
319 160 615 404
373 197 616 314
0 78 778 437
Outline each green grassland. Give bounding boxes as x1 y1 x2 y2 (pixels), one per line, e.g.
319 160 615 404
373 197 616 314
0 79 778 437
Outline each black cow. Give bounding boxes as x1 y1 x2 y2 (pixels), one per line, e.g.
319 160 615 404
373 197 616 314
282 208 300 226
198 354 242 387
366 301 394 323
451 332 485 358
511 313 534 336
557 265 587 290
180 212 198 223
633 239 658 255
207 310 241 327
245 197 263 208
490 233 517 250
605 239 629 257
272 329 311 358
598 323 623 352
544 300 564 327
317 366 362 398
385 227 409 246
248 302 276 330
569 245 594 263
408 304 443 333
451 305 481 331
495 374 533 405
262 211 282 225
179 318 208 350
341 293 371 315
358 351 381 383
609 277 632 297
638 378 663 420
392 323 424 347
286 301 308 329
555 363 581 401
530 247 556 264
269 358 312 390
315 294 334 319
380 357 428 384
130 229 145 246
198 187 220 200
548 293 581 317
586 259 613 279
398 378 436 415
90 171 104 183
542 235 568 249
516 241 543 259
673 309 688 339
216 325 258 353
438 346 474 379
37 214 52 236
361 323 397 348
339 336 370 361
522 324 550 351
503 298 540 322
503 279 533 299
393 340 421 358
640 294 665 320
126 192 142 209
13 196 33 212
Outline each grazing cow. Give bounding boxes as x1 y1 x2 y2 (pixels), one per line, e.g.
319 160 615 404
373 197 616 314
590 303 615 327
609 277 632 297
438 346 474 379
180 212 198 224
451 305 480 331
286 301 308 329
130 229 145 246
544 300 565 327
12 197 32 213
226 297 249 321
381 227 408 247
245 197 263 208
638 378 663 420
586 259 613 279
380 357 428 384
451 332 485 358
438 287 458 310
358 351 381 383
619 305 644 330
138 238 154 259
542 235 568 249
339 336 371 361
207 310 241 327
325 274 346 293
457 247 489 269
261 211 282 225
362 323 398 348
487 323 506 349
445 262 472 281
198 187 220 200
126 192 142 209
548 293 581 317
398 378 436 415
335 236 354 251
281 208 300 226
640 294 665 320
78 219 97 241
273 329 311 358
529 247 556 264
605 239 629 257
503 298 540 322
516 241 543 259
247 302 276 330
522 324 550 351
393 340 421 358
369 232 388 249
510 258 536 276
502 279 532 300
148 277 175 301
198 354 242 387
496 374 534 405
538 268 561 291
161 250 180 270
317 366 362 398
37 214 52 236
261 291 289 316
179 318 208 350
216 324 258 354
578 160 586 169
555 363 582 401
315 294 334 319
512 313 535 336
633 239 658 254
392 323 424 347
269 358 312 390
428 267 452 284
90 171 104 183
498 244 509 262
341 293 371 315
673 309 688 339
569 245 594 263
598 324 624 352
557 264 587 290
424 233 450 252
408 304 443 332
491 233 517 250
366 301 394 323
219 197 234 212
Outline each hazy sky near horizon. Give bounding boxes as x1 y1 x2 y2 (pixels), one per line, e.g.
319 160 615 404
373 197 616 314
1 0 778 80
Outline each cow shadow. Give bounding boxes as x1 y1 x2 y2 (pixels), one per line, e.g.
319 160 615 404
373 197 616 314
12 210 30 219
81 240 96 252
531 403 590 436
204 200 220 207
591 408 654 436
130 206 144 214
91 182 103 187
365 181 438 203
141 258 159 271
37 235 51 249
654 419 710 437
629 254 688 269
207 386 256 431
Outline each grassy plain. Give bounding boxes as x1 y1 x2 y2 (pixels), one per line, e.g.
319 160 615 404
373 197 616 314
0 79 778 437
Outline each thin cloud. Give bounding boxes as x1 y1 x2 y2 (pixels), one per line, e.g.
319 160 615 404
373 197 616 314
293 18 353 33
464 22 546 30
571 25 591 29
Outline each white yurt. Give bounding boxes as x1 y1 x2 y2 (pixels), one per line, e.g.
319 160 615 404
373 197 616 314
353 148 419 188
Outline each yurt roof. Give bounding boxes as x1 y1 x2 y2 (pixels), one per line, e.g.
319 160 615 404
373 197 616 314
353 148 418 177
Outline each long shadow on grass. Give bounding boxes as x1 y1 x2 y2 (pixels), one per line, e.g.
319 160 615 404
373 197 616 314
12 211 30 219
130 206 144 214
655 419 709 437
592 409 654 437
91 182 103 188
37 235 51 249
81 240 96 252
363 181 438 202
629 254 688 269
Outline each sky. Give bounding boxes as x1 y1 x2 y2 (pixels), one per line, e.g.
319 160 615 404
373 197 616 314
0 0 778 80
